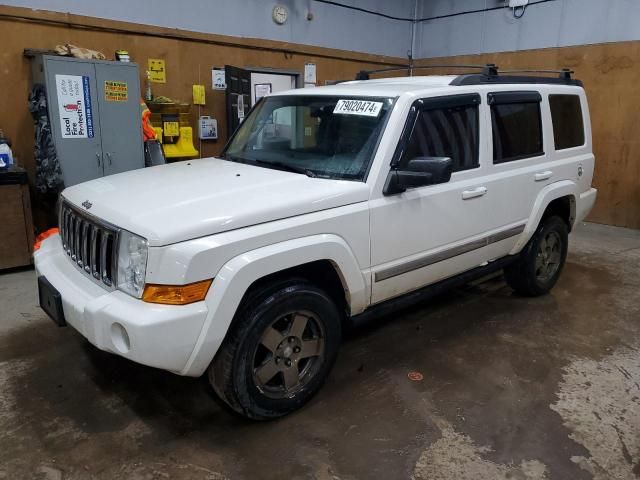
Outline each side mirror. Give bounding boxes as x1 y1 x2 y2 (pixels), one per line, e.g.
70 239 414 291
383 157 453 195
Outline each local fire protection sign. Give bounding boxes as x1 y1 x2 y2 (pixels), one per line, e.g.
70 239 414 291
55 74 95 139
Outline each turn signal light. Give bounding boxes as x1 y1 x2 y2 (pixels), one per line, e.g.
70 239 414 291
142 279 213 305
33 228 59 252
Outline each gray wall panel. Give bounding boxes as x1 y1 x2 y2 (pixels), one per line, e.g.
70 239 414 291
416 0 640 58
4 0 414 58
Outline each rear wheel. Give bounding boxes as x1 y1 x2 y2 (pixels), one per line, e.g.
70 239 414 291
208 279 341 420
505 215 569 297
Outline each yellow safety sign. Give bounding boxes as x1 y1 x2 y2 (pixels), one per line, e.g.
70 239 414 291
104 81 128 102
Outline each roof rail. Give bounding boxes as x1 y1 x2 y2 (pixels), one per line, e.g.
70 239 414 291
353 64 581 87
450 67 582 87
354 64 498 81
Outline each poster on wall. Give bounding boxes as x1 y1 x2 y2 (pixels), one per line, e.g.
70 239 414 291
254 83 272 102
148 59 166 83
304 62 317 85
212 68 226 90
55 74 94 139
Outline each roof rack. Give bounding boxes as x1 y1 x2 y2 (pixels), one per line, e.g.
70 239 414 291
354 64 497 81
451 67 582 86
354 64 582 87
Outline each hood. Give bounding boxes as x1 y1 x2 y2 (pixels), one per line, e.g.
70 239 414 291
62 158 370 246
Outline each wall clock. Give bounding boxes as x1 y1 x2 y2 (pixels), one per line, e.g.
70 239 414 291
272 5 288 25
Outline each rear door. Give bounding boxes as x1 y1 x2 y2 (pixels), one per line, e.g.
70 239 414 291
225 65 251 137
479 90 549 258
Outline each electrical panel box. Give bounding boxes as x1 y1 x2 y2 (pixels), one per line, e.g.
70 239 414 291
31 55 144 187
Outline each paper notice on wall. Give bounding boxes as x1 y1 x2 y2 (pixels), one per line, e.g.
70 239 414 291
55 74 94 139
237 95 245 120
212 68 226 90
148 58 166 83
192 84 206 105
254 83 271 102
304 63 317 84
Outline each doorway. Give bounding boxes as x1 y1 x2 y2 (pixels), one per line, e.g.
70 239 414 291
250 72 296 105
225 66 302 137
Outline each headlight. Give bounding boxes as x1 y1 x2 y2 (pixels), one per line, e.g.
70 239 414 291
117 230 148 298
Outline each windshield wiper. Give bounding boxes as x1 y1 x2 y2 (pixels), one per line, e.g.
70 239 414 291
253 159 317 178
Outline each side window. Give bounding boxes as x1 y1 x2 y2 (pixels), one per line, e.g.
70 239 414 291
549 94 585 150
490 92 543 164
399 97 480 173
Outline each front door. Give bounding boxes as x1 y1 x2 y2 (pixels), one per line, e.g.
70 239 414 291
370 94 498 304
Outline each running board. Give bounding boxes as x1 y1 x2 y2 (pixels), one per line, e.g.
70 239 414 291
348 255 518 330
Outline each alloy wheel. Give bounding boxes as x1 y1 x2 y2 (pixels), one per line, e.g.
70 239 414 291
252 311 325 399
535 231 562 282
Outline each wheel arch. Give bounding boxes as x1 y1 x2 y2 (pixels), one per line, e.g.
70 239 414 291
180 234 368 376
239 260 350 317
542 195 576 231
510 180 578 255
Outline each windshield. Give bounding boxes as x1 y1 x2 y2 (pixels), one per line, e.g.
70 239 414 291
223 95 394 181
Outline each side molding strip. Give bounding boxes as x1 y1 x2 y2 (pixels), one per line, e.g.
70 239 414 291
374 223 526 282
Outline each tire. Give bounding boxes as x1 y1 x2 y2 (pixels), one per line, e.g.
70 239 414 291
504 215 569 297
208 279 342 420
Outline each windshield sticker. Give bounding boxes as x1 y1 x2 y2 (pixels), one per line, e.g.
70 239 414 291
333 100 383 117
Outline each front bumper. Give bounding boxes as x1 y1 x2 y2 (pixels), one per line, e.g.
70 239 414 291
34 234 209 375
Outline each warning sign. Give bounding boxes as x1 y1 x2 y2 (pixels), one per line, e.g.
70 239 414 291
104 81 128 102
55 74 95 139
163 121 179 137
148 58 166 83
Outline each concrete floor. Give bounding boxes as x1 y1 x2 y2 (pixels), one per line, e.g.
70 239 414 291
1 223 639 480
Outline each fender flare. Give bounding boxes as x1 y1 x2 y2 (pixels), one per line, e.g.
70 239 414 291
510 180 577 255
180 234 368 376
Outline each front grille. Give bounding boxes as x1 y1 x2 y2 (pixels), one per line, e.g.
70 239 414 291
59 202 119 289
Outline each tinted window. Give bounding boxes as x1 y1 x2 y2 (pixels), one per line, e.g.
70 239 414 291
491 102 543 163
400 104 479 172
550 94 585 150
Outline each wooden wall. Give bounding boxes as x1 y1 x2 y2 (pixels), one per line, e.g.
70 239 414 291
416 43 640 229
2 5 638 230
0 5 405 191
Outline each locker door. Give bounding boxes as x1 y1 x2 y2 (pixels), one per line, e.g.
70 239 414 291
94 62 145 177
44 57 104 187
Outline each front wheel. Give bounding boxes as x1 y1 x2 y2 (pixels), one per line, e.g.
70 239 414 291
504 215 569 297
208 280 341 420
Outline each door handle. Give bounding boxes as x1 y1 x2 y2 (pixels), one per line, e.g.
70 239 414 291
95 152 102 167
462 187 487 200
106 152 113 166
534 170 553 182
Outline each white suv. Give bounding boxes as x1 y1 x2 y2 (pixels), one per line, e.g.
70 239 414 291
35 67 597 419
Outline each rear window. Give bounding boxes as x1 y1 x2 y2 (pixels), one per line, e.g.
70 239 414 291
550 94 585 150
490 93 544 163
